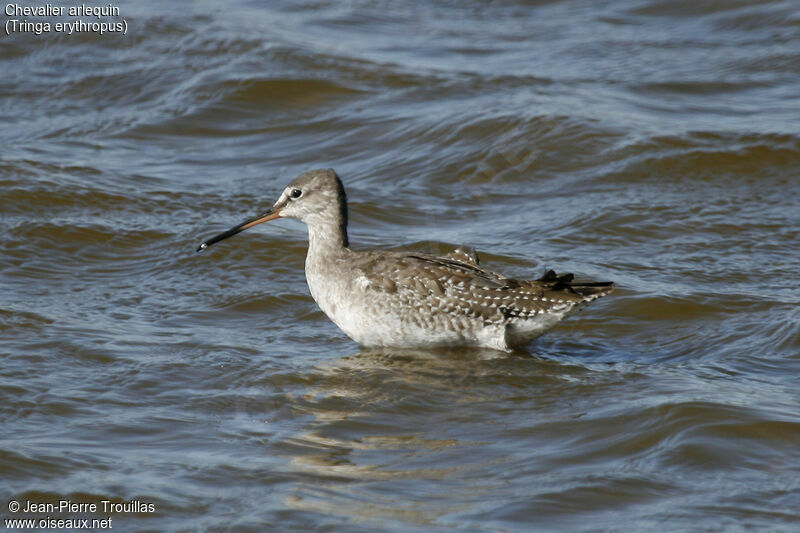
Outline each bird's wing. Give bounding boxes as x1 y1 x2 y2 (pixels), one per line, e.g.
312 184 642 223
441 246 481 266
353 250 613 321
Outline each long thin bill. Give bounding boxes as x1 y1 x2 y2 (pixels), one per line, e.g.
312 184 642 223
196 209 281 252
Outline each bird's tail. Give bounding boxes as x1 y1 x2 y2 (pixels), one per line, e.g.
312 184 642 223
537 269 616 300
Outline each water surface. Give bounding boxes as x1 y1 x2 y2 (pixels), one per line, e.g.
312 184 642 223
2 1 799 531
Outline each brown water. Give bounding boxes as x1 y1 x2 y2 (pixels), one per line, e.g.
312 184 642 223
2 1 800 531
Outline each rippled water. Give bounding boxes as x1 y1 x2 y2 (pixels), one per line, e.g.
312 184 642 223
2 1 800 531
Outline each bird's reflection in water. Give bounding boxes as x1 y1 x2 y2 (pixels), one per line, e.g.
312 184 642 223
281 345 590 524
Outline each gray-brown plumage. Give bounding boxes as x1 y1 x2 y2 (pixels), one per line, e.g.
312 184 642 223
198 169 615 351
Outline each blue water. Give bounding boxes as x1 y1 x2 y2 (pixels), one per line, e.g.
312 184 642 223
2 1 799 531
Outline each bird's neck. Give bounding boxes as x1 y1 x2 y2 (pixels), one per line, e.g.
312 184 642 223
306 214 349 261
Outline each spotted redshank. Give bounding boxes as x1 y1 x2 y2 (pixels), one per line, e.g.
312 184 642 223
197 169 615 351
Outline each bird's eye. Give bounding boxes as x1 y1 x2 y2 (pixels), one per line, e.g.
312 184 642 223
289 189 302 199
